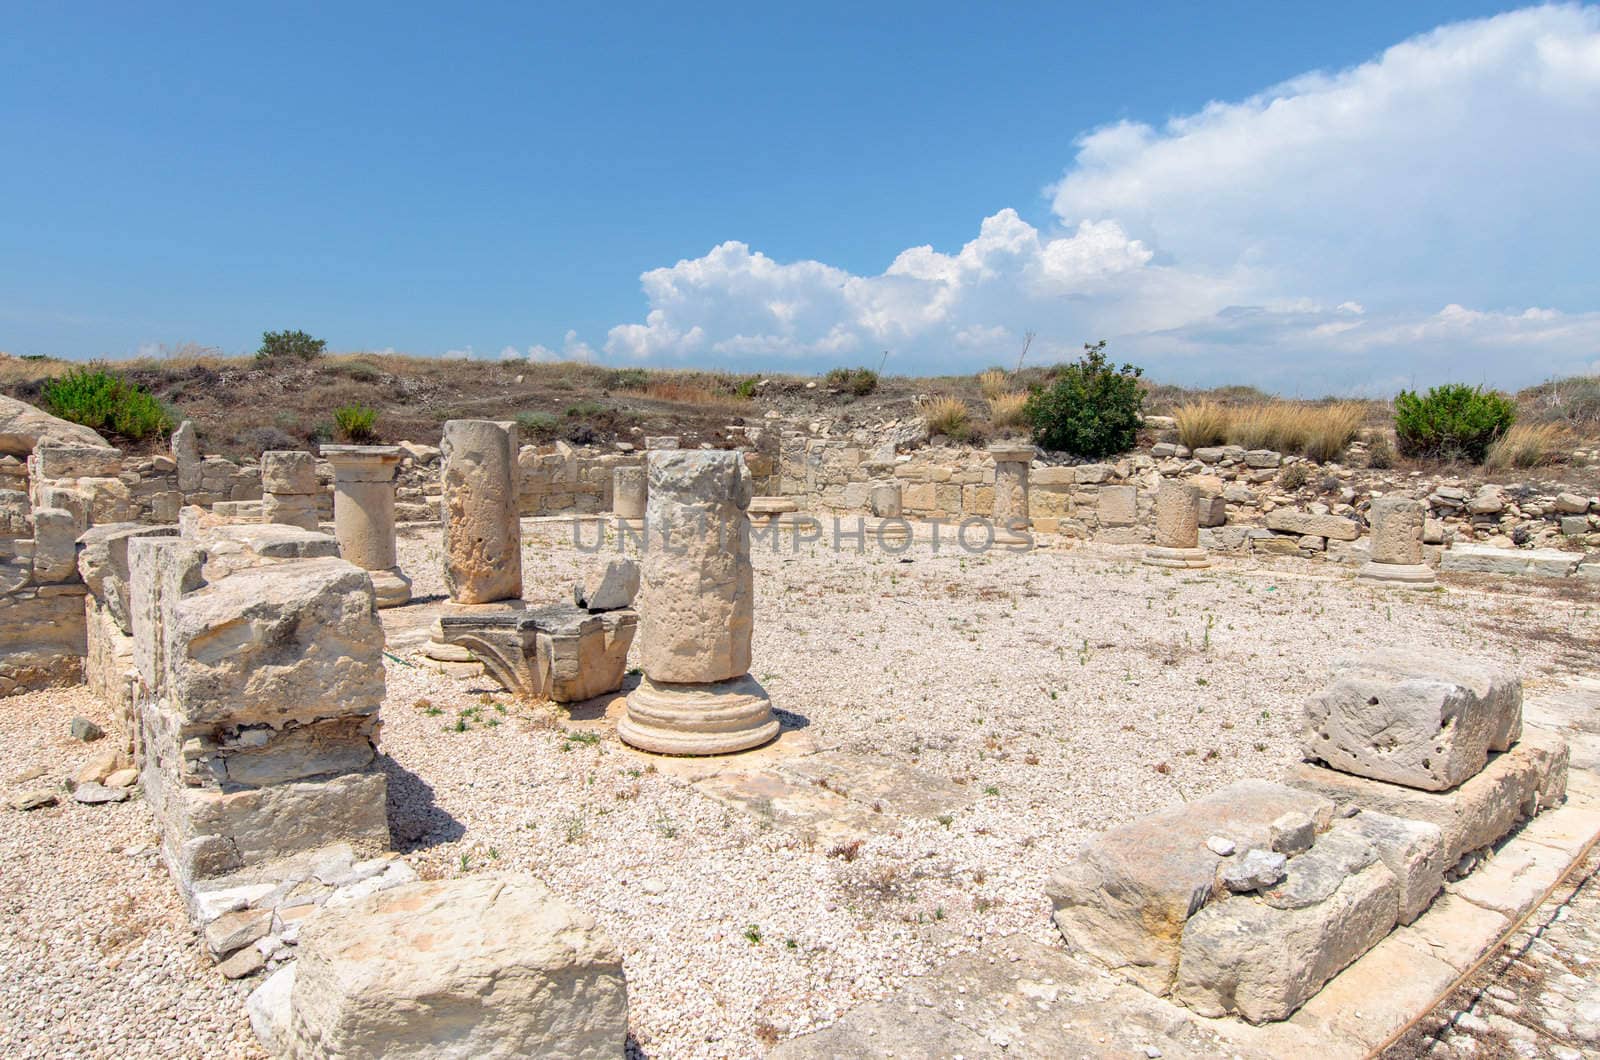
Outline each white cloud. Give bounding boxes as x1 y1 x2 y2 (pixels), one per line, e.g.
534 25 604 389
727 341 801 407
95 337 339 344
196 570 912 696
524 330 599 363
582 6 1600 391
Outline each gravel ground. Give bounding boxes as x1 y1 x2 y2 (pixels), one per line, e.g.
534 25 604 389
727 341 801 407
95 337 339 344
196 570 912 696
4 519 1598 1058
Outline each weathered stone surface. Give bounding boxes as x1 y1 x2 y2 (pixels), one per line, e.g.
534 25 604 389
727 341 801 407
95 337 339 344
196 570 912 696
1303 649 1523 790
0 588 88 695
868 482 901 518
1097 485 1137 528
171 420 201 492
611 465 646 523
1221 849 1287 893
441 420 523 604
261 450 319 495
617 673 778 756
1266 509 1360 541
76 522 178 633
1286 727 1568 865
1342 809 1447 924
162 557 384 729
260 493 319 531
1260 829 1379 910
635 450 753 684
441 605 636 704
248 965 296 1055
988 443 1031 542
1047 780 1335 994
31 506 82 583
1440 544 1582 578
1173 856 1399 1022
1366 496 1425 565
70 716 104 742
8 788 58 810
1270 812 1315 856
33 443 124 480
0 394 109 456
286 875 628 1059
574 558 639 612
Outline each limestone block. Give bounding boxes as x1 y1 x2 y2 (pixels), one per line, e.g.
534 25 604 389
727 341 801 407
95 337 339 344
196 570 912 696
0 589 88 696
1152 479 1200 549
1196 495 1227 528
1172 856 1400 1022
0 488 29 535
1440 544 1582 578
33 443 124 480
1285 727 1568 864
441 420 523 604
612 465 646 522
163 557 384 729
261 451 319 495
85 594 137 740
31 507 82 583
1342 810 1448 924
1303 649 1523 790
574 558 639 612
636 450 753 684
1266 509 1360 541
77 522 178 634
1097 485 1137 528
0 394 109 455
1367 496 1426 565
287 875 628 1059
171 421 201 491
868 482 901 518
1047 780 1335 994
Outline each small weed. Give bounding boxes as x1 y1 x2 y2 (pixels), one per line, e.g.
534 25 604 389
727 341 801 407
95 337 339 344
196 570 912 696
742 924 763 944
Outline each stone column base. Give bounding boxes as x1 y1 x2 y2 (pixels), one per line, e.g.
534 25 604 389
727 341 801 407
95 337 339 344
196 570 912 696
1356 561 1438 587
618 674 779 756
1143 546 1210 569
993 529 1033 549
423 600 525 670
368 568 413 609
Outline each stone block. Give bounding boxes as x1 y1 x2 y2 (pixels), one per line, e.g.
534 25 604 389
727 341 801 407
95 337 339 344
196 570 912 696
1341 810 1448 925
77 522 179 634
1266 509 1360 541
1046 780 1334 994
33 443 124 480
1440 544 1582 578
1097 485 1137 528
1303 649 1523 791
261 451 319 495
574 558 639 612
287 875 628 1059
30 506 81 583
1285 727 1569 864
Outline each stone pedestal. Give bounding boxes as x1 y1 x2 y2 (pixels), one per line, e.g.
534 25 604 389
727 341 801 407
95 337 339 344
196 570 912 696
619 451 778 755
260 451 320 532
1144 478 1210 568
1358 496 1437 588
322 446 411 608
989 443 1033 547
613 465 646 531
424 600 524 675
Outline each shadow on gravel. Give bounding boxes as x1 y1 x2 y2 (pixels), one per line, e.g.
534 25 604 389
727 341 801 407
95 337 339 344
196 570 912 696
379 754 466 852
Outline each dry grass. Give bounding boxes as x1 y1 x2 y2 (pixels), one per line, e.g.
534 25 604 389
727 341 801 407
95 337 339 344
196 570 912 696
977 368 1011 401
1300 402 1366 463
618 379 749 409
1174 401 1229 449
1485 423 1568 470
986 391 1028 430
918 395 972 441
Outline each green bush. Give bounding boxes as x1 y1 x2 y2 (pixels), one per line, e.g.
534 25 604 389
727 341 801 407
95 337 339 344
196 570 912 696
825 367 878 396
40 366 173 441
515 410 559 434
1022 341 1144 457
565 401 605 418
257 329 327 363
605 368 649 391
1393 384 1516 463
333 404 378 442
734 376 760 399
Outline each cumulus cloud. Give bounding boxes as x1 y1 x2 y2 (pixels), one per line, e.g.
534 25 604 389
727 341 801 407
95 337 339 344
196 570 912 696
585 6 1600 391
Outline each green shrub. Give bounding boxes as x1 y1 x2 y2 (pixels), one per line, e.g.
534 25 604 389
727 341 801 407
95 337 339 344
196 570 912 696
825 367 878 396
333 404 378 442
257 329 327 363
1022 341 1144 457
1393 384 1516 463
565 400 605 418
734 376 760 399
40 366 173 441
515 410 559 434
327 359 381 382
605 368 649 391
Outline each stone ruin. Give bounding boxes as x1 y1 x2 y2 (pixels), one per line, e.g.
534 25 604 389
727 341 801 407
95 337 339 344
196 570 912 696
1049 648 1567 1023
616 449 781 756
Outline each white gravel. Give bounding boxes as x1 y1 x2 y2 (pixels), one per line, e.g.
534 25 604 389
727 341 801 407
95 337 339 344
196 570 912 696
4 517 1597 1058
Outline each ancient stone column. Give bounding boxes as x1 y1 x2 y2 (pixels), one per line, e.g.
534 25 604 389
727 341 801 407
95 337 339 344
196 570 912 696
618 450 779 755
989 443 1033 547
440 420 522 604
260 450 320 531
423 422 525 669
1143 478 1210 568
1357 496 1437 587
613 465 646 531
322 445 412 608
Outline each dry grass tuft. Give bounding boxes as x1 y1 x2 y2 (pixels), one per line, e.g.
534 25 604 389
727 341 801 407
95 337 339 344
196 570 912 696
1485 423 1567 470
918 395 972 441
619 378 748 409
977 368 1011 401
987 390 1028 430
1174 401 1229 449
1301 402 1366 464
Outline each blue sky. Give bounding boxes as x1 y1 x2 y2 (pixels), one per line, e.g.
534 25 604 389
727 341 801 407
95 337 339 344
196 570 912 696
4 2 1598 392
